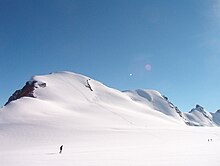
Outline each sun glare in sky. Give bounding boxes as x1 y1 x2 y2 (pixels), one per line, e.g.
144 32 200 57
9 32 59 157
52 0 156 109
145 64 152 71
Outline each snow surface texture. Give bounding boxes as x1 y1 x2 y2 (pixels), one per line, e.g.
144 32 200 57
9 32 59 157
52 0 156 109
1 71 220 166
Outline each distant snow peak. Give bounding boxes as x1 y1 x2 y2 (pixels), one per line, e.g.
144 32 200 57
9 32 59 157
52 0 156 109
187 104 214 126
190 104 204 113
196 104 204 112
189 104 211 119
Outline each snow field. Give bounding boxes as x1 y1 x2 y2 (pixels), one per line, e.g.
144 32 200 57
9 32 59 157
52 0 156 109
1 127 220 166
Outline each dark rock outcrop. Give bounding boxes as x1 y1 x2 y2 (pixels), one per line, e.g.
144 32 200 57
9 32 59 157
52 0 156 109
189 104 205 114
4 81 46 106
85 79 93 91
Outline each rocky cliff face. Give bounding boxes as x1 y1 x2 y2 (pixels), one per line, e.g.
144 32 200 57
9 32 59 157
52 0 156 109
4 81 46 106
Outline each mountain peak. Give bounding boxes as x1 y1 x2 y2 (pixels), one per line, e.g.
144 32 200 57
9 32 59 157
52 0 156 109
189 104 205 113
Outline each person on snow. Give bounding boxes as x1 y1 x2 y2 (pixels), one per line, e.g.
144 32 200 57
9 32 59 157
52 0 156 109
59 145 63 154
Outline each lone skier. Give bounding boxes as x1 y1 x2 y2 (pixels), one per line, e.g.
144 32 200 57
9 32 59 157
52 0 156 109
59 145 63 154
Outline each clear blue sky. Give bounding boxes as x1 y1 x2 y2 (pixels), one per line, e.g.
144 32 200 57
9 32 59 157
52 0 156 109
1 0 220 112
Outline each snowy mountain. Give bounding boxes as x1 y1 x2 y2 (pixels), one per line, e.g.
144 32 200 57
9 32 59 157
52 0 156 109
1 71 185 128
1 71 220 166
185 105 215 126
1 71 219 127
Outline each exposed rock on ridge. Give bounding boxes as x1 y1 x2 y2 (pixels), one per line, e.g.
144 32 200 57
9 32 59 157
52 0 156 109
5 81 46 106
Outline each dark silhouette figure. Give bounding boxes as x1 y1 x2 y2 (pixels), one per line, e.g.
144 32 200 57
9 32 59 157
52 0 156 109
85 79 93 91
59 145 63 154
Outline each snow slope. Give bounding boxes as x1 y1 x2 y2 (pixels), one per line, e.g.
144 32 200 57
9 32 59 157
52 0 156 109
1 71 220 166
